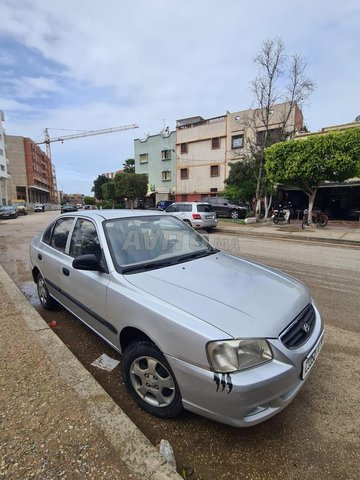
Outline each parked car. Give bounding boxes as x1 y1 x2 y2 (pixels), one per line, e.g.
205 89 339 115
0 205 18 219
30 210 324 427
156 200 174 211
202 197 247 219
34 203 45 212
165 202 217 230
61 204 78 214
16 204 28 215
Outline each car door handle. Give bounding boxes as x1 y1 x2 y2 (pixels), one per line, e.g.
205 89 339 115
38 253 42 260
62 267 70 277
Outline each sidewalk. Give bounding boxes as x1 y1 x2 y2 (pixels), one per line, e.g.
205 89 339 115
216 219 360 246
0 265 181 480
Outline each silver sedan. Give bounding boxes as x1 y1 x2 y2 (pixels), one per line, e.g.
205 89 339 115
30 210 324 427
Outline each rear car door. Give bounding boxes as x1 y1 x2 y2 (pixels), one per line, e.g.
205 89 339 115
37 217 75 301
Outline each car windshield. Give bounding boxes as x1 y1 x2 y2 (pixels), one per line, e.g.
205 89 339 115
0 206 13 211
103 215 218 273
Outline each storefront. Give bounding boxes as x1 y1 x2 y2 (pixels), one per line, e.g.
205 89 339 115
278 180 360 220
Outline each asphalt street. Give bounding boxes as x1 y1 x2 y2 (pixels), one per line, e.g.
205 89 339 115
0 212 359 480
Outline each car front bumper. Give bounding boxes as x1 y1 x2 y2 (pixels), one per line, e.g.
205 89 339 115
166 320 324 427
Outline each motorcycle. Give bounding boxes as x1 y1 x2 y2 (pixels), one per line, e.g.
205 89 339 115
272 204 291 224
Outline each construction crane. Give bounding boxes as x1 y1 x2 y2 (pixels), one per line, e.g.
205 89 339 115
37 124 139 160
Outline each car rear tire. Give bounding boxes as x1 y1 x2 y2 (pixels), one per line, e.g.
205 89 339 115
122 341 184 418
183 219 192 226
37 273 58 310
230 209 239 219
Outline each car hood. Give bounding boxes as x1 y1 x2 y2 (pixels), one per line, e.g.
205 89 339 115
124 252 310 338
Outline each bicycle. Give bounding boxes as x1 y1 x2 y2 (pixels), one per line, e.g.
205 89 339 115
301 209 328 229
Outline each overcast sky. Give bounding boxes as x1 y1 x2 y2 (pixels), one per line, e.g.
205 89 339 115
1 0 359 195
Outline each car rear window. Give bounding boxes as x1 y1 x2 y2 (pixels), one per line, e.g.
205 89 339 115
196 204 214 212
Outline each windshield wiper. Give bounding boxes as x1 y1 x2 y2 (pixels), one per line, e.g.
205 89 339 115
122 260 174 274
175 248 219 264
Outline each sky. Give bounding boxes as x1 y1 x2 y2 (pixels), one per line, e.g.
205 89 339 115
1 0 359 195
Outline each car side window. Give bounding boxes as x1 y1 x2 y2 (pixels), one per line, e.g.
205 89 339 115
69 218 101 259
166 204 177 212
50 218 74 252
42 223 55 245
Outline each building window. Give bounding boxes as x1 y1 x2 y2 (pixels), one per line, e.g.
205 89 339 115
180 168 188 179
211 137 220 149
231 135 244 149
210 188 218 193
180 143 188 154
0 148 3 156
139 153 148 163
256 128 283 146
162 149 171 160
210 165 219 177
162 170 171 181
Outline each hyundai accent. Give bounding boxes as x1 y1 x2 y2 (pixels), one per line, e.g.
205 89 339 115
30 210 324 427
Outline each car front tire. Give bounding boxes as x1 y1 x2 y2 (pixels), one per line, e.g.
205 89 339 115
37 273 58 310
122 341 183 418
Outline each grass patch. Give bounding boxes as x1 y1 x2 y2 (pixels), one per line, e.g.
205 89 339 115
218 218 246 225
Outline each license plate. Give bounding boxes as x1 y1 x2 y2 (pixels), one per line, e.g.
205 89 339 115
302 331 324 380
205 215 214 219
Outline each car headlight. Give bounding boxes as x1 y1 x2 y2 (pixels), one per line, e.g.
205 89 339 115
207 339 273 373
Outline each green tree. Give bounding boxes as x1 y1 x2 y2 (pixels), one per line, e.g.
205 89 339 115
225 155 259 205
84 196 96 205
265 127 360 221
92 174 110 200
102 181 118 208
114 172 147 208
123 158 135 174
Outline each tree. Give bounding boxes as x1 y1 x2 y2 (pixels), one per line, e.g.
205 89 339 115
123 158 135 174
92 174 110 200
265 128 360 222
224 156 258 205
114 172 147 208
102 181 118 208
84 196 96 205
248 37 315 219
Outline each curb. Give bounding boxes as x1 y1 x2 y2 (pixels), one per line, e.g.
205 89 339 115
216 227 360 247
0 265 181 480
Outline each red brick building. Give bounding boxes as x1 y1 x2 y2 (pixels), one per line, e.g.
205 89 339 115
7 136 56 204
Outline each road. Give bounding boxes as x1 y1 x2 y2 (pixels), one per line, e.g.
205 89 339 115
0 212 359 480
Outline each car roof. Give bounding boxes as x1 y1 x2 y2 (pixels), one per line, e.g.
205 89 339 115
59 209 167 220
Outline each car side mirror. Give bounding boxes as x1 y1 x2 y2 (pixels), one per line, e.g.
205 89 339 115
73 254 103 271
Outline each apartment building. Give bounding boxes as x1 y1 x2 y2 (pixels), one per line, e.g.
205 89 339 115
175 103 303 201
6 136 56 204
0 111 9 205
175 115 227 201
134 129 176 206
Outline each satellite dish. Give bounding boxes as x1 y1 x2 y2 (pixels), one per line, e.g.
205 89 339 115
355 115 360 122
